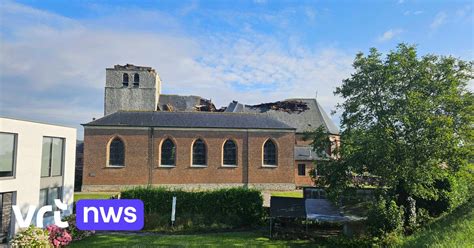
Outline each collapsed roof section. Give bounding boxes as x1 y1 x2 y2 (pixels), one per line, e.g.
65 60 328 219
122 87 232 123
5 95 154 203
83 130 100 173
156 95 339 135
248 101 309 113
157 94 224 112
225 98 339 134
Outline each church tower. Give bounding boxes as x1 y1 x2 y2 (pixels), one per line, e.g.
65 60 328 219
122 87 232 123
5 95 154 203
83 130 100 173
104 64 162 116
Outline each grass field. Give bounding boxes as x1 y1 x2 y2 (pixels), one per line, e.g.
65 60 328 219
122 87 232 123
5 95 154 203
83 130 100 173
398 197 474 248
74 192 117 202
270 191 303 198
69 231 316 247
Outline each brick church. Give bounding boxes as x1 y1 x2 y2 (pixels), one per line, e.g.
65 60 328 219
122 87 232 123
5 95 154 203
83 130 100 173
81 64 339 192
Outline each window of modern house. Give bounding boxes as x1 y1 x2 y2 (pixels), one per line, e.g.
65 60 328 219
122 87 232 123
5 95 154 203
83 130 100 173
298 164 306 176
0 132 16 178
263 139 277 166
39 187 62 214
133 73 139 86
41 137 64 177
109 138 125 167
0 191 14 242
123 73 129 86
223 140 237 166
160 138 176 167
192 139 206 166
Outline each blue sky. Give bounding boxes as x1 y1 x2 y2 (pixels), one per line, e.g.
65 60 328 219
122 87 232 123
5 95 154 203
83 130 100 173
0 0 472 139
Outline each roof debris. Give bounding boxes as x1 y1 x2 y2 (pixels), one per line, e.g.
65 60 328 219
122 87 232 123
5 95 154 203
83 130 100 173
112 64 155 72
248 100 310 113
194 98 217 112
164 103 174 112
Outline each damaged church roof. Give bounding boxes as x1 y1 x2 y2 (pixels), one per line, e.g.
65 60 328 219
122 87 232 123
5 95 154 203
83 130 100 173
157 94 222 112
108 64 155 72
83 111 295 130
225 98 339 134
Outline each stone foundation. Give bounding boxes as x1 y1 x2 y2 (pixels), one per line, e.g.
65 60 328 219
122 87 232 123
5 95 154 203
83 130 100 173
82 183 295 192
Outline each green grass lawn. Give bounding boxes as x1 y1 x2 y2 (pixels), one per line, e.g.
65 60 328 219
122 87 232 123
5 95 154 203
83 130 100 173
271 191 303 198
399 198 474 248
69 192 473 247
69 231 316 247
74 192 117 202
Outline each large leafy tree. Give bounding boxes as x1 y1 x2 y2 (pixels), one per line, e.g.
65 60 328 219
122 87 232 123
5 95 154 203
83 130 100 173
311 44 473 206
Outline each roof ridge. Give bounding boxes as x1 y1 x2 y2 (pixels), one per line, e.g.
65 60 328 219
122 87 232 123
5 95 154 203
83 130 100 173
284 98 317 100
314 100 340 134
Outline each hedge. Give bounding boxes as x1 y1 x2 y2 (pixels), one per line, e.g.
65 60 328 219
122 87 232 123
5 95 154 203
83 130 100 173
121 187 264 231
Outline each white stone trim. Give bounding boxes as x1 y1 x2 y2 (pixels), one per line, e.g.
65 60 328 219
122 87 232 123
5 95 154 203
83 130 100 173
262 165 278 168
106 165 125 168
190 165 208 168
158 164 175 168
221 164 237 168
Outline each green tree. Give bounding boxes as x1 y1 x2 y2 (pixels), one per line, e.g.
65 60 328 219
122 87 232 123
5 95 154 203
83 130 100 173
310 44 473 209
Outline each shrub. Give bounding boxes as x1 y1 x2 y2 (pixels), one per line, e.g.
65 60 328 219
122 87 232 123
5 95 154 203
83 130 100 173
63 214 95 241
416 172 474 217
10 225 50 248
415 207 433 228
46 225 72 247
121 187 264 231
366 197 404 237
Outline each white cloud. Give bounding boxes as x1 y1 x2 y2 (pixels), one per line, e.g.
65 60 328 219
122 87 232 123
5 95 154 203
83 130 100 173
179 1 199 16
430 12 447 30
456 5 472 19
0 1 352 137
377 29 403 42
305 8 317 21
404 10 424 16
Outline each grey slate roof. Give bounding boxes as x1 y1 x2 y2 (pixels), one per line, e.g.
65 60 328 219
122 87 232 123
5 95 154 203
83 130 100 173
225 98 339 134
83 111 295 130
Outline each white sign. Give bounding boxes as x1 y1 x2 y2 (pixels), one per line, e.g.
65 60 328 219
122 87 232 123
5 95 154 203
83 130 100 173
171 196 176 222
12 199 69 228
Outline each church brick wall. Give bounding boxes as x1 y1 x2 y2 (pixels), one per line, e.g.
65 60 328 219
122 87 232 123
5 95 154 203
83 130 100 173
82 127 295 191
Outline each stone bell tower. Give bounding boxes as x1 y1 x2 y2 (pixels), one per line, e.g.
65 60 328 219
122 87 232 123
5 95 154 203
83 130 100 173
104 64 162 116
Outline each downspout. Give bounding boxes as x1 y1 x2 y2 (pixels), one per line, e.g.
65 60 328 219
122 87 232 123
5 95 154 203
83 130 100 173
244 129 249 188
148 127 154 186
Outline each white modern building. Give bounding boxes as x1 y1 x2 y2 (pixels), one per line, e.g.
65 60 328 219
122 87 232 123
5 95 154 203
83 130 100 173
0 117 76 243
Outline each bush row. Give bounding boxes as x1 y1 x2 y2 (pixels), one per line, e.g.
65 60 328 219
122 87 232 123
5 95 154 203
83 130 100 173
366 168 474 238
120 187 265 231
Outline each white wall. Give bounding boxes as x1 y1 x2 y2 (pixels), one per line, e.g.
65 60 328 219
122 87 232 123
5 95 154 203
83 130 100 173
0 117 76 234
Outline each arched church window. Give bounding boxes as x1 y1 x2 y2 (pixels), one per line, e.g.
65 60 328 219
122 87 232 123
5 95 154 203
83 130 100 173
109 137 125 166
192 139 207 166
263 139 277 166
223 140 237 166
161 139 176 166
